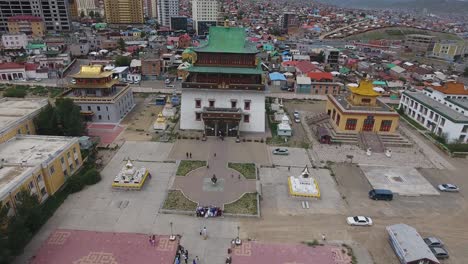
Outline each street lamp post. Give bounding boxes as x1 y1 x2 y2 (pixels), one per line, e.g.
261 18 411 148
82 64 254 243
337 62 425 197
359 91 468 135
169 222 176 241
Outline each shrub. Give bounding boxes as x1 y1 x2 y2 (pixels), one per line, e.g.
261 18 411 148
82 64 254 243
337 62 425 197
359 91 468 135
83 168 101 185
66 175 85 193
3 87 28 98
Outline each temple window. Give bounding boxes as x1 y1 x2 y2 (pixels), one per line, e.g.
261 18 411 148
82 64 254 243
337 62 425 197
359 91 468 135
195 99 201 108
195 113 201 121
244 114 250 123
380 120 393 132
345 119 357 130
361 98 371 104
244 100 251 110
209 100 215 107
231 100 237 108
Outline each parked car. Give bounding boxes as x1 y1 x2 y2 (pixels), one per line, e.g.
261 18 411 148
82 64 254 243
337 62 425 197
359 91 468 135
272 148 289 155
424 237 444 248
165 78 171 84
438 184 459 192
166 84 175 88
70 79 76 84
127 80 134 84
293 111 300 118
294 117 301 123
346 216 373 226
368 189 393 201
134 80 140 85
34 78 42 82
430 247 449 259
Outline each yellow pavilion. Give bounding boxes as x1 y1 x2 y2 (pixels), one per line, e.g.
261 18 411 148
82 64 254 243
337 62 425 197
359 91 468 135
325 79 399 133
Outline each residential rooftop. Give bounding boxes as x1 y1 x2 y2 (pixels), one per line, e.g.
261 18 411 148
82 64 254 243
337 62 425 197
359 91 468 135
0 135 77 166
0 98 48 135
447 98 468 111
404 91 468 123
0 165 36 201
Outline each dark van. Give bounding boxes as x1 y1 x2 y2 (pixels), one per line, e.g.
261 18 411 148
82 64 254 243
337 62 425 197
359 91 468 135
368 189 393 201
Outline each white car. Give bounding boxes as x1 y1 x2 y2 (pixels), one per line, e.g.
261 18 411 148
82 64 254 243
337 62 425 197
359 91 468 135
165 78 171 84
438 184 459 192
346 216 373 226
70 79 76 84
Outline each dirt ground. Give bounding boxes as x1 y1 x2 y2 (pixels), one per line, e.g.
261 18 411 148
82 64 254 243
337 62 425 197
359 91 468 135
118 95 164 142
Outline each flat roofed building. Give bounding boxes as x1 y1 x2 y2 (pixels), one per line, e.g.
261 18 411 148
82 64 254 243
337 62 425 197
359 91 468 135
0 135 83 216
326 79 400 134
387 224 440 264
405 34 437 53
0 98 48 143
400 88 468 143
65 64 135 123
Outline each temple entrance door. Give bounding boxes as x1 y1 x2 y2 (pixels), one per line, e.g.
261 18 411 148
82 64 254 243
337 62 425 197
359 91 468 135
227 122 239 137
204 121 216 136
217 120 227 137
362 116 375 132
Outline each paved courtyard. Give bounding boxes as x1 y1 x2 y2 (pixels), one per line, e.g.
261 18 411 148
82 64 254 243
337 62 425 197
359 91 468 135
170 139 266 206
87 123 125 145
231 241 351 264
31 230 178 264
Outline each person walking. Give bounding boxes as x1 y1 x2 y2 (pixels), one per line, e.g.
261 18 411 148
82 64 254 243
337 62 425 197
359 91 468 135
322 233 326 242
190 152 192 158
186 152 189 159
183 253 188 264
202 226 207 240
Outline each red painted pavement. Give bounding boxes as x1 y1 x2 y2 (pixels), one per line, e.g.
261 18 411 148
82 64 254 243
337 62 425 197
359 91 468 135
231 241 351 264
86 124 124 145
30 229 178 264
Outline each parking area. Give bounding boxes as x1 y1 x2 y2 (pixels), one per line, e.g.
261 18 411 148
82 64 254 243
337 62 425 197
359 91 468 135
359 165 439 196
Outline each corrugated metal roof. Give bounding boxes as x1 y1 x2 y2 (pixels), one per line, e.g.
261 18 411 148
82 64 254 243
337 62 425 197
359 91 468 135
386 224 439 264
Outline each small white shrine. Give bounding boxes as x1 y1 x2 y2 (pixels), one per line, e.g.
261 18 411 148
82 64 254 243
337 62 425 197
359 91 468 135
288 166 320 198
277 114 292 137
112 160 149 189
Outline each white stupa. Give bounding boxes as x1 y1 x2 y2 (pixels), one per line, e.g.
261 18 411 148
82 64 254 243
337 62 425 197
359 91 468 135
288 166 320 198
277 114 292 137
153 112 168 131
113 159 149 189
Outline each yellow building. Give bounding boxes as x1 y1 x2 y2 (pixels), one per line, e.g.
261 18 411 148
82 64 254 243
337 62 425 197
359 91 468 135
325 79 399 133
104 0 144 24
0 98 48 144
431 40 466 62
0 135 83 216
7 15 46 38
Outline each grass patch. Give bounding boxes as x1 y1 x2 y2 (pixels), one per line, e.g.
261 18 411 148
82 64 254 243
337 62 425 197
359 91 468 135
224 193 258 215
162 190 197 211
176 160 206 176
228 162 256 179
303 239 321 247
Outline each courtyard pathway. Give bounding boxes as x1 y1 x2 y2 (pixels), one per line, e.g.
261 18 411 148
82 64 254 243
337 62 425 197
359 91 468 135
172 139 258 207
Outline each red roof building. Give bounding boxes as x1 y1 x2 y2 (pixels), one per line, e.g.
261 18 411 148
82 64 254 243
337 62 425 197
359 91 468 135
307 72 333 82
295 61 320 74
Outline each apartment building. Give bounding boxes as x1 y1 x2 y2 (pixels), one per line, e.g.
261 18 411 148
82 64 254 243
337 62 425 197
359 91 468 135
7 15 45 37
192 0 219 35
104 0 144 24
0 0 71 32
157 0 179 27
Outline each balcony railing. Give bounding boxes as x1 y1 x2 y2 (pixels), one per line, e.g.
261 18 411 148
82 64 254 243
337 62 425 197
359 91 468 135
182 82 265 91
65 84 130 103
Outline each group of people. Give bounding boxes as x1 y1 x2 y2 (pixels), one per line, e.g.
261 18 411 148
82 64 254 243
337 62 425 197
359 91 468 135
175 245 199 264
196 206 223 218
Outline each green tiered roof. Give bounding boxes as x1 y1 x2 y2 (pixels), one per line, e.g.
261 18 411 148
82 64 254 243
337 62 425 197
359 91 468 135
188 65 263 75
194 27 258 54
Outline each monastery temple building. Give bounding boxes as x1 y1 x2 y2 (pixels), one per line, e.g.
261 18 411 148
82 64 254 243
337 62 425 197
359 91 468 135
326 79 400 133
180 26 265 136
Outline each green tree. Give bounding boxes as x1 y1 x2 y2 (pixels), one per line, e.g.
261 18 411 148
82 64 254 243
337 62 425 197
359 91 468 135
464 67 468 77
115 56 131 66
34 103 59 135
118 38 126 51
3 86 27 98
34 99 84 137
94 12 102 22
14 190 42 233
88 10 95 18
55 98 84 137
140 31 147 39
80 10 85 18
0 205 11 264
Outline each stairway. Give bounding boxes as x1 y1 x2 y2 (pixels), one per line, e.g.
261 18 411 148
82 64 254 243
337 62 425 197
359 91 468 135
358 132 385 153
